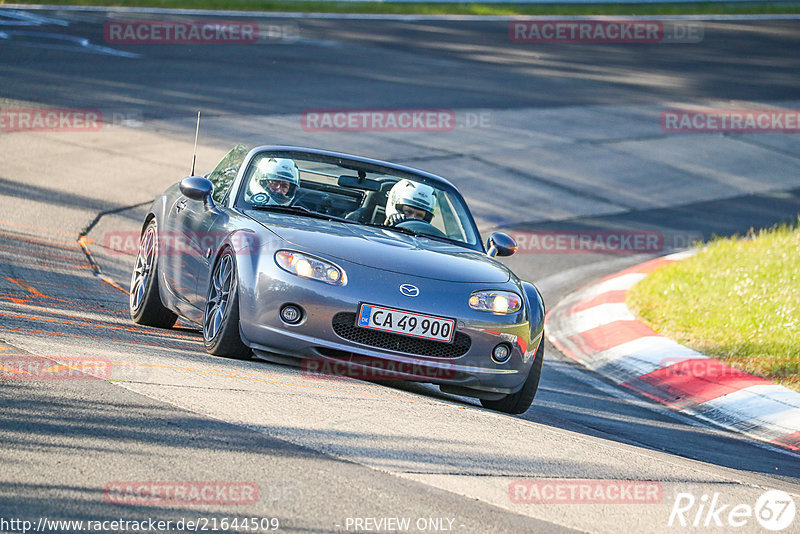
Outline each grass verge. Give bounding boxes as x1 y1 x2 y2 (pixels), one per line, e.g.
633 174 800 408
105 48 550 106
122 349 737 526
627 219 800 392
6 0 800 16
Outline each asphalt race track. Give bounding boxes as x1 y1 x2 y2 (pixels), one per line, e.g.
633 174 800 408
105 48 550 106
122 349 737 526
1 7 800 533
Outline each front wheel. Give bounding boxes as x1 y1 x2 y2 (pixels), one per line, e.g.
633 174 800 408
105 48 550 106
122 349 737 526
481 336 544 415
203 249 251 359
129 219 178 328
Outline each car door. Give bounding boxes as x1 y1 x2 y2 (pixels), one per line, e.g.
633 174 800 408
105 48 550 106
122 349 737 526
162 145 250 316
160 191 208 321
187 145 251 310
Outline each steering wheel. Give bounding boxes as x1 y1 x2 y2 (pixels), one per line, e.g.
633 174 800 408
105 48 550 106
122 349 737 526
396 219 448 239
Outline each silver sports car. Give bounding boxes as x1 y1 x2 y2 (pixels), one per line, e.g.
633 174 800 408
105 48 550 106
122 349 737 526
130 146 545 414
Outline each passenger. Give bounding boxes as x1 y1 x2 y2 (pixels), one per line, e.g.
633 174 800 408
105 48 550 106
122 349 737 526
384 179 438 226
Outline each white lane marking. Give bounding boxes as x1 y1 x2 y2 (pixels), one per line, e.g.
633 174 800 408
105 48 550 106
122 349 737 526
0 9 68 27
5 5 800 21
696 385 800 435
594 336 707 374
559 302 634 337
0 31 141 58
573 272 648 301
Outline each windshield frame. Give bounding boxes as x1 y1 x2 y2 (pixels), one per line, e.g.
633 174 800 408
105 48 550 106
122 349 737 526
230 146 485 253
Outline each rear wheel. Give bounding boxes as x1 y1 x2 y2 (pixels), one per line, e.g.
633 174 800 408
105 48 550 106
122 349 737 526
129 219 178 328
481 336 544 415
203 249 251 359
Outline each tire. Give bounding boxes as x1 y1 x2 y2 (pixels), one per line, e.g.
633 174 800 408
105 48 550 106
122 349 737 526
130 218 178 328
202 248 251 359
481 336 544 415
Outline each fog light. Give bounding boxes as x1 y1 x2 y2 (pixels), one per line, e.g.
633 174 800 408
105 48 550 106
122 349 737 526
492 343 512 364
280 304 303 325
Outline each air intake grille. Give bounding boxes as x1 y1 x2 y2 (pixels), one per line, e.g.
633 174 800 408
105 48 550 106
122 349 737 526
332 312 471 358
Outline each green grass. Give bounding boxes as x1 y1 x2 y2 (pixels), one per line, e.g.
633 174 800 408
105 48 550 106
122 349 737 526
627 220 800 392
7 0 800 16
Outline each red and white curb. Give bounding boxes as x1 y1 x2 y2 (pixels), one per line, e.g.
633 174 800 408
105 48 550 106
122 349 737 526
546 251 800 452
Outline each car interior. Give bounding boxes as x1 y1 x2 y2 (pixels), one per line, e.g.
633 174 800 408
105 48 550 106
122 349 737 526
232 152 477 247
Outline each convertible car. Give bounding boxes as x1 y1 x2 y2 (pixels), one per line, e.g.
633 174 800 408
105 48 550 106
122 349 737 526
129 146 545 414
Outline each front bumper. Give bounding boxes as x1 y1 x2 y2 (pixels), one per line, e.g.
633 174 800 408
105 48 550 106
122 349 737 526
236 255 542 394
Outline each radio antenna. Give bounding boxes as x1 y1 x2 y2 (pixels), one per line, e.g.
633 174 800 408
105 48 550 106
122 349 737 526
190 111 201 176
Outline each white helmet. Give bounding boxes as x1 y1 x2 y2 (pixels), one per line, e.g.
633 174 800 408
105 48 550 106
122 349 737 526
385 179 437 223
249 157 300 206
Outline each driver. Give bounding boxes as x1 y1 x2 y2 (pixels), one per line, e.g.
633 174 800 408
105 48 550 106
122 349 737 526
248 157 300 206
384 179 438 226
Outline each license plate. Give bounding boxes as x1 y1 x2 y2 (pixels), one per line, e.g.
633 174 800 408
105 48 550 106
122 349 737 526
356 303 455 343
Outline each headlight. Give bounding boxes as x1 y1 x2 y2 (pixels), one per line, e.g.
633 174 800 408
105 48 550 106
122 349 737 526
275 250 346 286
469 290 522 314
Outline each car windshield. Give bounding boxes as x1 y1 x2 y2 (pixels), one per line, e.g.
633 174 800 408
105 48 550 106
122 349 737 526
235 151 481 248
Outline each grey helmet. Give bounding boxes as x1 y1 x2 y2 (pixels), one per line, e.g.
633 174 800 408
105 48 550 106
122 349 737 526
251 157 300 206
385 179 438 223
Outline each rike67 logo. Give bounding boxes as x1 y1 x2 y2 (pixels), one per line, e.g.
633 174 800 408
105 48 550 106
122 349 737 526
668 490 796 531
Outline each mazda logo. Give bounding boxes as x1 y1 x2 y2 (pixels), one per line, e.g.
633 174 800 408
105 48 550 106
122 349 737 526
399 284 419 297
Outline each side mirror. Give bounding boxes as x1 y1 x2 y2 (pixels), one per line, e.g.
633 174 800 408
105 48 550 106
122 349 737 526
179 176 216 211
487 232 517 258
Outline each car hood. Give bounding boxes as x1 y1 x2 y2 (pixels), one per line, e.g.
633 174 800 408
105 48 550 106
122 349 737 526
251 214 511 283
